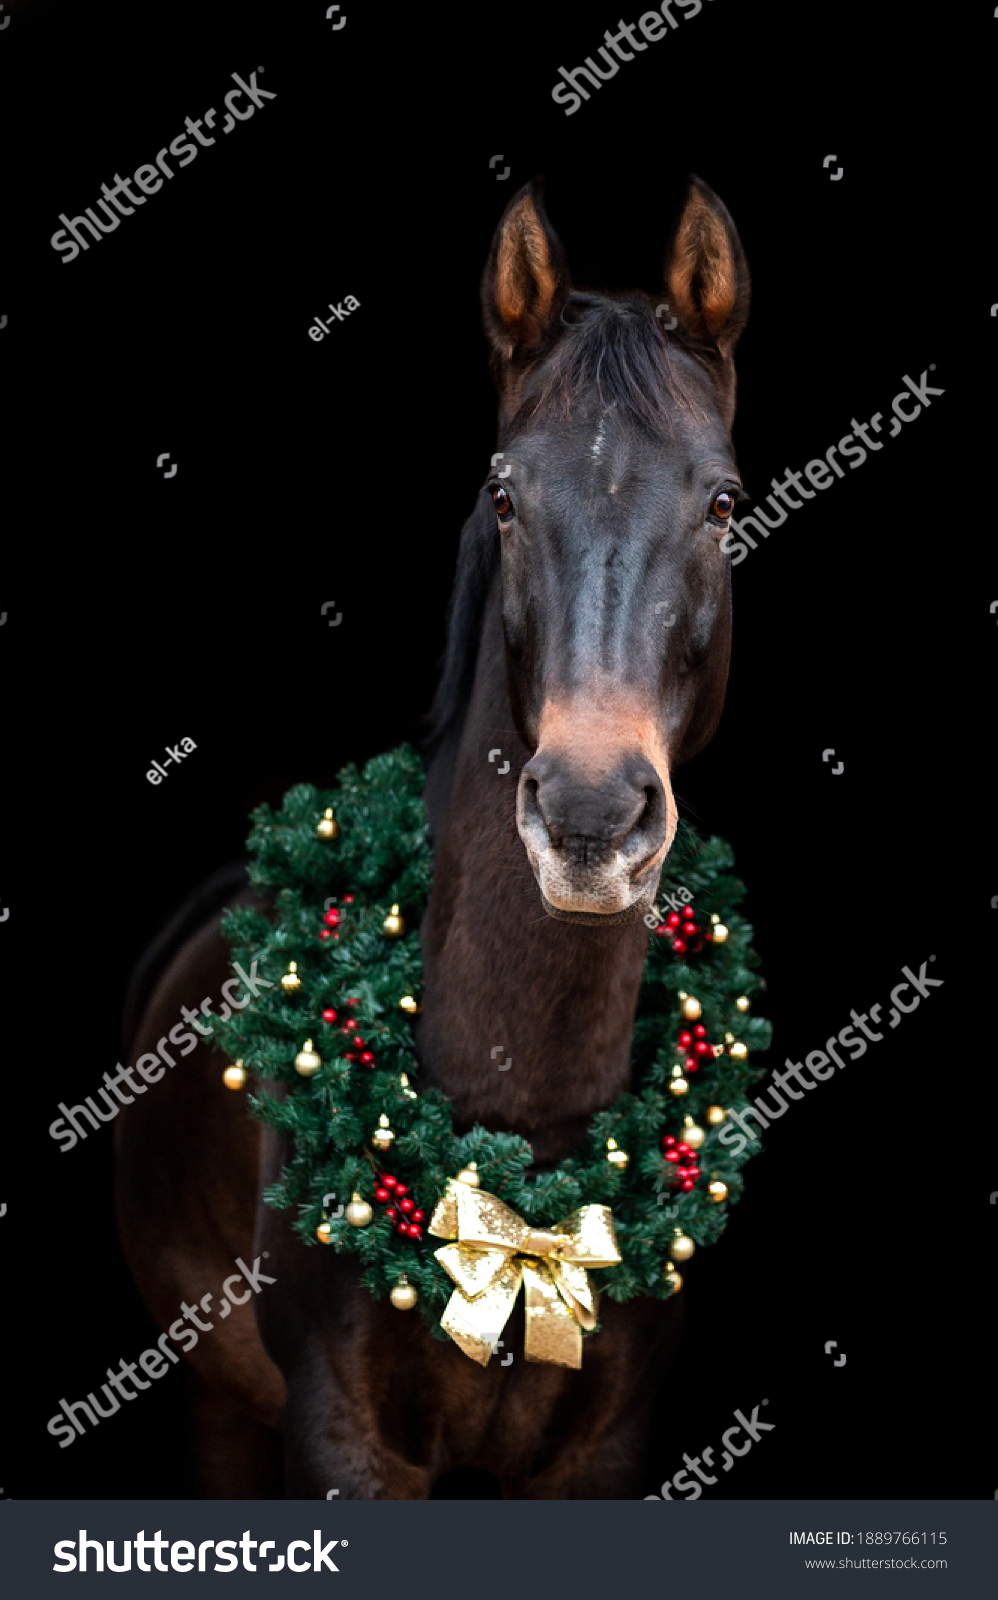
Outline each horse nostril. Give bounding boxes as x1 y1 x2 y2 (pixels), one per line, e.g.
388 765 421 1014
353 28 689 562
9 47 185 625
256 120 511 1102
616 782 667 873
628 786 660 843
637 787 657 829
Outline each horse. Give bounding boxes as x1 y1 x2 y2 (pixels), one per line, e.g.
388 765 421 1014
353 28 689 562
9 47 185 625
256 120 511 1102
115 173 751 1498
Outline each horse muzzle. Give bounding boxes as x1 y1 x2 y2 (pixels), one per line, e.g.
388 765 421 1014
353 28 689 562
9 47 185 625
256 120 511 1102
516 749 676 924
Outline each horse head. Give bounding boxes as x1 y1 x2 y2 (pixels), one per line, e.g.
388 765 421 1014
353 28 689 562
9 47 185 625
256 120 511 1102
480 175 750 924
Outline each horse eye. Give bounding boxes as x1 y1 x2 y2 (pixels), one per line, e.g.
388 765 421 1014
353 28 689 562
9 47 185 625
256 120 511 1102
711 491 736 520
492 485 513 520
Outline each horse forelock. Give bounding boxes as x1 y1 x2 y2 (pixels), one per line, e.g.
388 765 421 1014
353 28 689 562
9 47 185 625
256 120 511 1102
508 292 713 443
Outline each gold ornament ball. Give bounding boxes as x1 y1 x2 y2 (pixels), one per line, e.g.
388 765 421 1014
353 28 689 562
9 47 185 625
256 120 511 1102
682 996 702 1022
316 1220 334 1244
708 1180 729 1204
682 1117 705 1150
711 922 729 944
606 1138 629 1169
399 1072 418 1100
671 1231 695 1262
317 808 340 841
729 1041 749 1063
456 1162 481 1187
281 960 302 994
294 1038 322 1076
669 1075 689 1097
706 1105 727 1127
390 1277 418 1311
383 903 405 938
223 1061 246 1091
399 994 422 1015
663 1265 684 1296
345 1192 373 1228
736 995 751 1013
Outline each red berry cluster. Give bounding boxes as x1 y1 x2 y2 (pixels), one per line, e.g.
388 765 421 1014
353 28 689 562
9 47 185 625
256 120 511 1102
319 894 355 943
676 1022 715 1075
373 1174 425 1240
322 996 376 1067
661 1135 701 1192
654 904 708 956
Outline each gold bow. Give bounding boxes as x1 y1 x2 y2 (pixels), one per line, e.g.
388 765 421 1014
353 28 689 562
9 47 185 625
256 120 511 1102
427 1178 622 1369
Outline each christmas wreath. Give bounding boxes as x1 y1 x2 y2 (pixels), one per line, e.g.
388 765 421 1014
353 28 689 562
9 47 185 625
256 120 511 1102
210 744 771 1368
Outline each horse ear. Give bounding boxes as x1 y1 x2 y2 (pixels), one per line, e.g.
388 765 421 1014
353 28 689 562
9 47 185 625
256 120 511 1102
663 176 750 359
482 178 571 366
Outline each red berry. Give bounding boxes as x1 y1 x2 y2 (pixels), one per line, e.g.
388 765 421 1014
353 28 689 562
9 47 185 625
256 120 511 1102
684 1057 696 1072
682 922 696 939
383 1175 397 1189
672 939 686 954
347 996 359 1005
324 908 340 927
694 1024 706 1039
696 1041 712 1058
397 1220 409 1234
663 1135 677 1147
665 1150 680 1164
360 1052 375 1067
399 1197 414 1215
654 924 670 937
343 896 354 904
411 1209 424 1223
395 1183 408 1197
345 1052 358 1063
408 1224 422 1240
666 912 682 928
374 1187 389 1204
353 1037 366 1051
322 1008 337 1023
688 1167 700 1181
320 930 331 941
678 1031 693 1050
385 1207 397 1222
677 1143 691 1156
681 1179 695 1191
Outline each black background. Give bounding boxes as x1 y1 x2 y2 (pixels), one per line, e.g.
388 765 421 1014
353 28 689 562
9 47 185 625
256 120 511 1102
0 0 992 1502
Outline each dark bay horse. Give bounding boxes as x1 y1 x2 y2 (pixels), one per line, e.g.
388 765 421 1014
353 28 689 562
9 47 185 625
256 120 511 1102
115 174 751 1497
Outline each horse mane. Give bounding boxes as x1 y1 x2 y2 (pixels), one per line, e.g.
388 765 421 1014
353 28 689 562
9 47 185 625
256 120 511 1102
420 486 500 764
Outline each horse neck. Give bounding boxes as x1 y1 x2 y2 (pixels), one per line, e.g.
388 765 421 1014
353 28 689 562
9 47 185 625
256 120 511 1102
415 570 649 1166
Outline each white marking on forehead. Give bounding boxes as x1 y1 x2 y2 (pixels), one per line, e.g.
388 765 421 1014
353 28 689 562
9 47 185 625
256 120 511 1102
589 402 617 463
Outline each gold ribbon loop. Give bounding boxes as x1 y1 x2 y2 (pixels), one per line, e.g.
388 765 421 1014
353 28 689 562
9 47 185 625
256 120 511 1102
427 1177 622 1369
